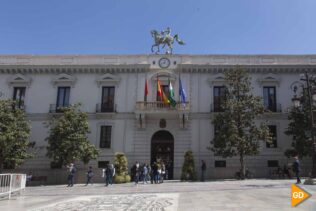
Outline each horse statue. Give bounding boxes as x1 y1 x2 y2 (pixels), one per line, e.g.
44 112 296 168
151 27 185 54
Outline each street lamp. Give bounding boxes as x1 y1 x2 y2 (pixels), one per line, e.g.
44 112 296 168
291 86 302 108
292 72 316 180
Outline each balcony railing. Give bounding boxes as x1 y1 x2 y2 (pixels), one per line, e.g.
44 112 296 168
49 104 70 113
210 103 224 113
96 103 117 113
136 101 190 112
264 103 282 113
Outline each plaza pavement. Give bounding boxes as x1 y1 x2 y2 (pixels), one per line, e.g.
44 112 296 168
0 179 315 211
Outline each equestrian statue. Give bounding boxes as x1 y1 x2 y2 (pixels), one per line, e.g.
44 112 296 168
151 27 185 54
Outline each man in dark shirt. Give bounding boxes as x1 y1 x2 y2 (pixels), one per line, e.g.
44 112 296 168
201 160 206 182
293 155 301 184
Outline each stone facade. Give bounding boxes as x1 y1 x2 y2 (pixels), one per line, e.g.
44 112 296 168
0 54 315 184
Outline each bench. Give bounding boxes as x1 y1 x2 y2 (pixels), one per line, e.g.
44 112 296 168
27 176 48 186
31 176 47 182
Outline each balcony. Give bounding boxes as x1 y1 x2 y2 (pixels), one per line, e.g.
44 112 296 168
210 103 224 113
264 103 282 113
96 103 117 113
135 101 190 113
49 104 70 113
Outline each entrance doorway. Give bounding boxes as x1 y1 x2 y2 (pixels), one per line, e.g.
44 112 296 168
151 130 174 179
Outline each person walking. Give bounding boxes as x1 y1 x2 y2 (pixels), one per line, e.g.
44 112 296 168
160 162 166 183
293 155 301 184
67 163 76 187
105 164 114 186
201 160 206 182
85 166 94 186
153 162 159 184
143 164 149 184
134 162 140 186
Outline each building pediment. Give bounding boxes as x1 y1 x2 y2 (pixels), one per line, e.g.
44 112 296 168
207 73 226 86
52 73 77 87
257 73 281 87
96 73 121 87
7 74 32 87
150 71 177 83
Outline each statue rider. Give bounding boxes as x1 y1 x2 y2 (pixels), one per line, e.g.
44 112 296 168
161 27 171 43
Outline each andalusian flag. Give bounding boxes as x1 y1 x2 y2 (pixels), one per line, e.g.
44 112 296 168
144 79 148 101
168 80 177 107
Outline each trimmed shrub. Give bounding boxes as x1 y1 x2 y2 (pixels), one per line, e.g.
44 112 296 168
113 152 130 183
181 150 197 181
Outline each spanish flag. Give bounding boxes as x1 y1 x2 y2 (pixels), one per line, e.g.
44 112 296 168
157 79 162 100
162 90 170 105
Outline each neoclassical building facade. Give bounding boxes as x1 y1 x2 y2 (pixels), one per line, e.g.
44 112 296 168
0 54 314 184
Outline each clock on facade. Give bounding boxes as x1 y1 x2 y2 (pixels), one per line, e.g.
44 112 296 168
158 58 170 68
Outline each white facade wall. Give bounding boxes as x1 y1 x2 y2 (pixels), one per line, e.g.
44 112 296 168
0 54 314 184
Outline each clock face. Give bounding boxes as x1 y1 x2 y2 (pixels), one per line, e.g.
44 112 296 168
158 58 170 68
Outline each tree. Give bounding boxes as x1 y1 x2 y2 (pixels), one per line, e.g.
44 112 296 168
181 150 197 181
0 100 33 171
113 152 131 183
46 104 98 166
209 68 270 179
285 88 313 158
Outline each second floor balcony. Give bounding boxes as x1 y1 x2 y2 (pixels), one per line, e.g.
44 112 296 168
135 101 190 113
49 104 70 113
96 103 117 113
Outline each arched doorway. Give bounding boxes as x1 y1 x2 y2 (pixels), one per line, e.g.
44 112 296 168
151 130 174 179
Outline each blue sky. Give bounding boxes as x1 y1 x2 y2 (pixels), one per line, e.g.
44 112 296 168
0 0 315 54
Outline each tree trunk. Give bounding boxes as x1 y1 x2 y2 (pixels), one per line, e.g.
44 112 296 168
240 154 245 180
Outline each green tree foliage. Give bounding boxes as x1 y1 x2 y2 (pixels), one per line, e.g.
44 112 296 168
113 152 131 183
181 150 197 181
285 88 313 158
46 104 98 166
0 100 33 171
209 68 270 178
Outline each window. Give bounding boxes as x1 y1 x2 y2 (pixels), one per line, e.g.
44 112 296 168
157 84 169 101
267 160 279 167
57 87 70 109
213 86 226 112
215 160 226 168
100 126 112 148
267 125 277 148
263 87 276 112
101 87 115 112
98 161 109 168
13 87 26 109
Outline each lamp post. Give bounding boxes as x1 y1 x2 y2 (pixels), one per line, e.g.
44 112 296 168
292 72 316 178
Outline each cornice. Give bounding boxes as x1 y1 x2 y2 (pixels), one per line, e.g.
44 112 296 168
0 64 150 74
26 112 135 121
178 64 316 74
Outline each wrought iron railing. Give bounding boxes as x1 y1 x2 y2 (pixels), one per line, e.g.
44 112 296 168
136 101 190 112
96 103 117 113
49 104 70 113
